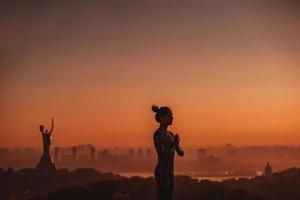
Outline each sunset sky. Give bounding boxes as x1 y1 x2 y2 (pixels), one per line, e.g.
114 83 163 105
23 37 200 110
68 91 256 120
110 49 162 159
0 0 300 148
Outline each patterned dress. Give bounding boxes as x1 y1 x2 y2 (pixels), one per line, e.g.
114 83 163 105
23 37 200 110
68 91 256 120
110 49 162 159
153 130 176 200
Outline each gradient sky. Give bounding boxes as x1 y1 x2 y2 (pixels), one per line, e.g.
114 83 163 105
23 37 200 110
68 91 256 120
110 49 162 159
1 0 300 148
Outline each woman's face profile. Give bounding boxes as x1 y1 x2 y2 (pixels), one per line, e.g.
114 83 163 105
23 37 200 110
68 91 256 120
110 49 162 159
160 110 173 126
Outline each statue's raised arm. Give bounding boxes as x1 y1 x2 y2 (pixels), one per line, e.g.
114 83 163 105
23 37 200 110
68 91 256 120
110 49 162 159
49 117 54 135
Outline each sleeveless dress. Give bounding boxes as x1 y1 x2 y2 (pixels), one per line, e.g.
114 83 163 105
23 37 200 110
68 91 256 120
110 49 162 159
153 130 176 200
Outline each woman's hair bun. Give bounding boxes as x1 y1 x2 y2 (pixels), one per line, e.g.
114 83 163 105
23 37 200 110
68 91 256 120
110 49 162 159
152 105 160 113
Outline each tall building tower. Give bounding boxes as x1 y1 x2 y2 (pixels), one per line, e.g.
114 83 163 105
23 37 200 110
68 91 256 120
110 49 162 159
138 148 143 158
146 148 152 157
128 148 134 158
90 146 96 161
72 146 78 163
197 148 206 159
264 161 273 178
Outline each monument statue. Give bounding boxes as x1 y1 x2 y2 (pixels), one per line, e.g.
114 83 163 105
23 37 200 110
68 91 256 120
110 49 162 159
36 118 56 173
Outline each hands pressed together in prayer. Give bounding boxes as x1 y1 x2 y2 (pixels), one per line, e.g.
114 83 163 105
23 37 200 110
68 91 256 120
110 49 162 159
173 133 184 157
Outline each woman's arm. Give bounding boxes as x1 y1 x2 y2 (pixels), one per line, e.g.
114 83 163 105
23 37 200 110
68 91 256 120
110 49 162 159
171 132 184 157
175 145 184 157
154 133 176 156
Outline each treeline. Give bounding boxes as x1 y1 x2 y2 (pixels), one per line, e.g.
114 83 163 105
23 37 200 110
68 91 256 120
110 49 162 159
34 176 257 200
0 168 121 200
3 167 300 200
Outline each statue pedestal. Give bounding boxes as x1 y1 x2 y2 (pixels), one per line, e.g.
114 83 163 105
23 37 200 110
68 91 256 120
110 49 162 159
36 154 56 173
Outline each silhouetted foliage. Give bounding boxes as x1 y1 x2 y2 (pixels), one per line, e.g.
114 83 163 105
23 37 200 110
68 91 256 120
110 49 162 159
33 175 256 200
4 167 300 200
0 168 121 200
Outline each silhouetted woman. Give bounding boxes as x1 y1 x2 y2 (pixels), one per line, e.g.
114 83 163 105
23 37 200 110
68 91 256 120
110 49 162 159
152 105 184 200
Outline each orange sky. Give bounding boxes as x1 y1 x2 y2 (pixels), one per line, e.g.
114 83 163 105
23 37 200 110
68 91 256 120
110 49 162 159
0 1 300 147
